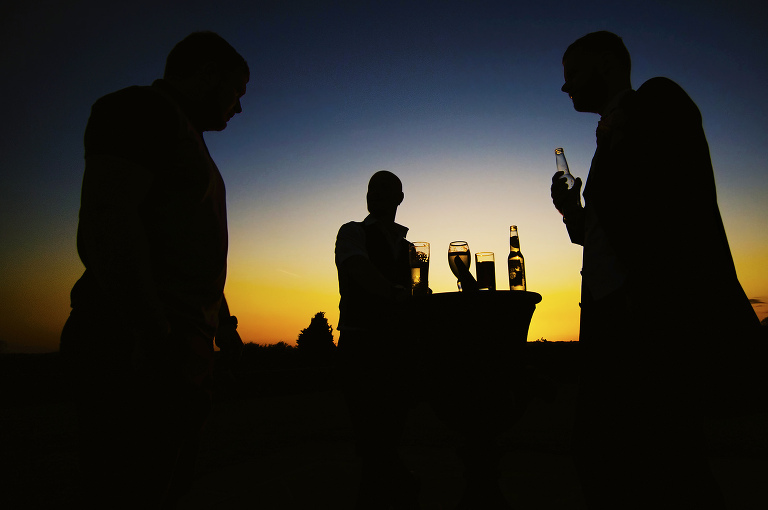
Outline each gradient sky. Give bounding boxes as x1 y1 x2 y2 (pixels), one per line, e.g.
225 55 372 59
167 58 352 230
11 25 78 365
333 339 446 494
1 0 766 352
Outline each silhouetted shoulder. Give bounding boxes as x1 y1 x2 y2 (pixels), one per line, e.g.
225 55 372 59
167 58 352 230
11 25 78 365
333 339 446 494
335 221 367 266
89 85 178 130
337 220 363 237
93 84 169 107
85 85 180 164
634 77 702 125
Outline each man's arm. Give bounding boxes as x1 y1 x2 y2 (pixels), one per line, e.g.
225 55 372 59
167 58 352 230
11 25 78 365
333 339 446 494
338 255 406 298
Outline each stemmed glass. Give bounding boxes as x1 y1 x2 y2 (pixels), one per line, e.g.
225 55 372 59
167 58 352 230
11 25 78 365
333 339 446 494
448 241 471 291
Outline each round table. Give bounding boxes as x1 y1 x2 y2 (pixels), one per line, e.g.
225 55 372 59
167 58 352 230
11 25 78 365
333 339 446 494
400 290 543 436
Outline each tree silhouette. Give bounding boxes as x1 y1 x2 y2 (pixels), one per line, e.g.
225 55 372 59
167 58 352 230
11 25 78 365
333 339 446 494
296 312 336 355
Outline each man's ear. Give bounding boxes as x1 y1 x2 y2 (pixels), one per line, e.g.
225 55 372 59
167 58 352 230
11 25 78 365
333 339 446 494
597 51 614 77
198 61 221 90
397 192 404 206
598 51 629 81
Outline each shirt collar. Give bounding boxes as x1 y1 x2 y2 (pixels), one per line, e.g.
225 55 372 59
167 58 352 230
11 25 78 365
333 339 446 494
363 214 409 239
600 88 634 119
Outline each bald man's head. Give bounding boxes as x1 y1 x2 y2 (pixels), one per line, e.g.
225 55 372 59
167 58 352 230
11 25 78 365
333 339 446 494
367 171 403 221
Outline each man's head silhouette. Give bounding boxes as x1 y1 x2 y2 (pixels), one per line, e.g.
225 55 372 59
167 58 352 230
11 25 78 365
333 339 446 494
561 31 632 115
367 171 404 223
164 31 250 132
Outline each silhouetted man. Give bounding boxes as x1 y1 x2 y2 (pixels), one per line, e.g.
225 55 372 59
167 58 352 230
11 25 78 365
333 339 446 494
335 171 419 509
60 31 247 509
551 31 761 509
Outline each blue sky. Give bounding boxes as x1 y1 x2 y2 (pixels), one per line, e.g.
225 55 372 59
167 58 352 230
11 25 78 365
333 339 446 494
1 0 766 352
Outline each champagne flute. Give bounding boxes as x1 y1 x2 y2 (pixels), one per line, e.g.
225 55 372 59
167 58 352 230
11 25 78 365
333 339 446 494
448 241 471 291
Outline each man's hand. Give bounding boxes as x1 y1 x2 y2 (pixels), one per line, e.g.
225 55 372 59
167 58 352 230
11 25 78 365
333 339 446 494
551 171 583 218
392 284 411 303
213 319 244 398
215 319 244 365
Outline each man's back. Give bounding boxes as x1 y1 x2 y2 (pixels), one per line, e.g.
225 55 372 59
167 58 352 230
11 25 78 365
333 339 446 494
585 77 755 330
74 81 229 338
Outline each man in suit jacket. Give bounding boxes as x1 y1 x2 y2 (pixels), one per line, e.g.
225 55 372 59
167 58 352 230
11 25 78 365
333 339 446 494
551 31 760 509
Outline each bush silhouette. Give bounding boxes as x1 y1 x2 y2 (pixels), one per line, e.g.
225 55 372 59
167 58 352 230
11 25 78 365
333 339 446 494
240 341 297 369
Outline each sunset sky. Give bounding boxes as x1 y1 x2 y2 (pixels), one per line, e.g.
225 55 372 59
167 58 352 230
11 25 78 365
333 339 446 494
1 0 766 353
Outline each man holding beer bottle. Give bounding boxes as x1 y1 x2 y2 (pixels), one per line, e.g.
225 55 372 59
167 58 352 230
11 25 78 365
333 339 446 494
551 31 761 509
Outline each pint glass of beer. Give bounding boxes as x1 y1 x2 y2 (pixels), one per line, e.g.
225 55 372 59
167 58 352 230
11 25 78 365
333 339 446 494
475 252 496 291
409 242 430 295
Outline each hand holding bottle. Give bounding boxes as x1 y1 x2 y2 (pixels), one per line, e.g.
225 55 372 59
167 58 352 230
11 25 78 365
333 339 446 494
551 147 583 218
551 172 583 218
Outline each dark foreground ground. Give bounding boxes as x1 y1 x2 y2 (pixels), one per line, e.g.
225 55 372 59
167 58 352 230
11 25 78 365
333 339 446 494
2 345 767 509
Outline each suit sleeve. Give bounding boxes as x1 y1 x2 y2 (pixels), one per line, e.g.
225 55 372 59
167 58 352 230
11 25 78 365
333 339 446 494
564 208 585 246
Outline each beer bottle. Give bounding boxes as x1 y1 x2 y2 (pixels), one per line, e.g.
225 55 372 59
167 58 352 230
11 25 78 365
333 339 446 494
508 225 526 291
554 147 575 189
